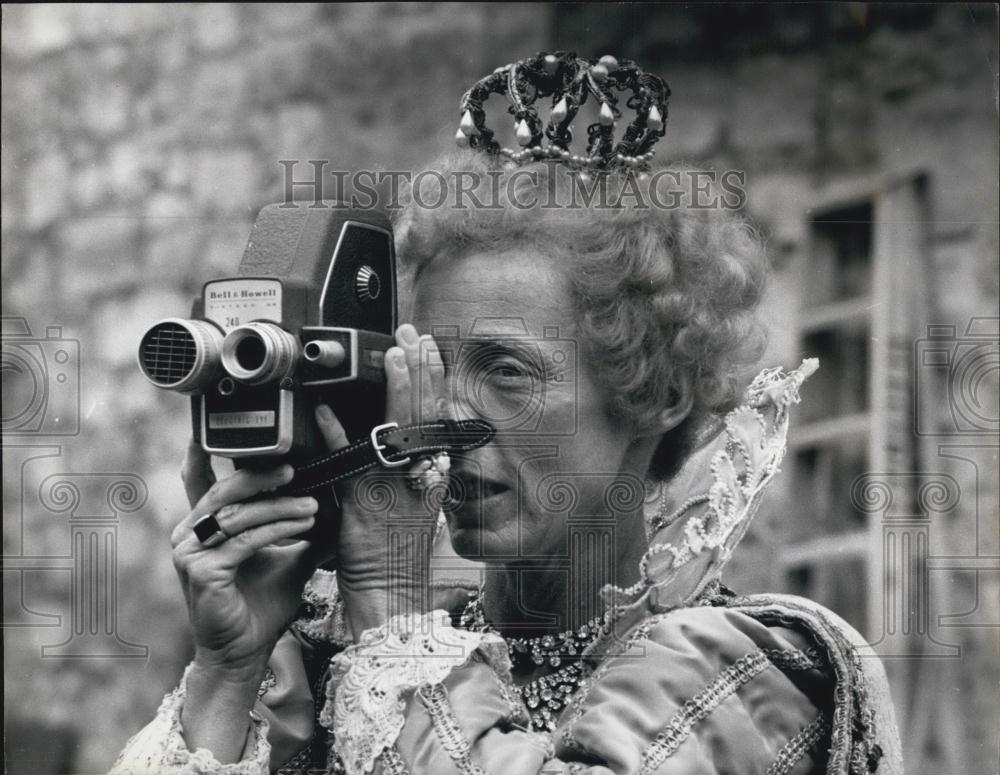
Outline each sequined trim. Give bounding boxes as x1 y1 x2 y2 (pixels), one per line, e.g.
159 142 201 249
763 647 825 673
379 744 411 775
764 712 829 775
490 663 531 726
728 597 884 774
418 683 490 775
637 650 772 775
275 744 314 775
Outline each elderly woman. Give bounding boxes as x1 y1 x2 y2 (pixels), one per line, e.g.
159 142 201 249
113 54 901 775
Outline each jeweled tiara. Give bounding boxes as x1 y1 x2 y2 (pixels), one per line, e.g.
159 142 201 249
455 51 670 173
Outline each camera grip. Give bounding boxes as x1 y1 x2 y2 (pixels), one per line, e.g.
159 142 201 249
230 454 342 564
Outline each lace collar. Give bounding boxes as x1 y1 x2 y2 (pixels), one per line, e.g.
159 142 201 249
602 359 819 623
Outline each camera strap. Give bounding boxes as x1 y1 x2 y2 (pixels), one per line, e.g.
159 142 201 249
280 418 495 495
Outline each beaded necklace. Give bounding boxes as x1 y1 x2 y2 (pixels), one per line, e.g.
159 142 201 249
459 591 611 732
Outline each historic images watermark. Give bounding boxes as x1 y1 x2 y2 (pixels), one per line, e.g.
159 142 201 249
2 317 148 659
277 160 749 211
1 318 80 437
913 317 999 437
426 318 579 438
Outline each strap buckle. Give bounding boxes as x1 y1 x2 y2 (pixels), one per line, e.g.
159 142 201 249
370 422 411 468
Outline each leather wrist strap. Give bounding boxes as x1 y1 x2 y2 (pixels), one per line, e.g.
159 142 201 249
280 418 494 495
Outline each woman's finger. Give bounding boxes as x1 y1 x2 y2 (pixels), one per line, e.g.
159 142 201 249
396 324 422 420
316 404 349 451
176 515 316 572
210 496 318 538
205 515 318 569
174 496 316 556
419 334 447 423
384 346 412 425
397 324 420 366
177 464 294 535
181 439 216 509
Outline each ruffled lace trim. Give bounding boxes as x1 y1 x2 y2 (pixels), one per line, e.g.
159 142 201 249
110 663 271 775
320 610 509 775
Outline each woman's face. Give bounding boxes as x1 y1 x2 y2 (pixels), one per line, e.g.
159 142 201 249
411 248 643 562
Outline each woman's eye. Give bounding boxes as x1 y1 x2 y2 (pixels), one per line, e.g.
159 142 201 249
456 344 544 386
492 362 530 379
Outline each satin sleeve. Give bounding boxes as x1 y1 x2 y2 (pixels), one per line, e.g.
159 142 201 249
324 607 832 775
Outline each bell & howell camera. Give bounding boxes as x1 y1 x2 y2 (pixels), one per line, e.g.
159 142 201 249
137 204 396 471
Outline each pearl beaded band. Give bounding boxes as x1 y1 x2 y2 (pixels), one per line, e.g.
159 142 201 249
456 51 670 173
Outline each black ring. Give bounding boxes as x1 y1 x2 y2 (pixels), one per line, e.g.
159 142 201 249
193 512 228 547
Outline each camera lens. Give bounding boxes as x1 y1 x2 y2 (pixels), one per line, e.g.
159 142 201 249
221 322 300 385
137 319 224 393
235 335 267 371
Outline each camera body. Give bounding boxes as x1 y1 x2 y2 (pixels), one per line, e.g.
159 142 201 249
138 203 396 461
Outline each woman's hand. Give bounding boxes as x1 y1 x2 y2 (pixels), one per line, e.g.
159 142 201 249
172 448 319 676
172 445 321 761
314 323 447 638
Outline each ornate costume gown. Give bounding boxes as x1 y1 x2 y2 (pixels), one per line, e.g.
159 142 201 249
110 361 903 775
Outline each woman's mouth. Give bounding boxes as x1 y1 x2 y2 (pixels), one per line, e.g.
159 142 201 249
447 470 509 505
